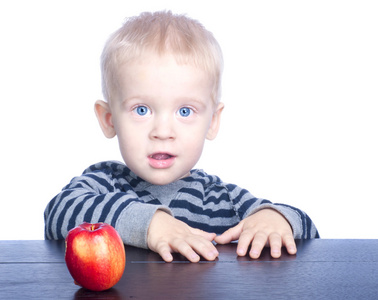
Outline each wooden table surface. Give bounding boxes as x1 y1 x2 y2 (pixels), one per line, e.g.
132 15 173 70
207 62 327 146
1 239 377 299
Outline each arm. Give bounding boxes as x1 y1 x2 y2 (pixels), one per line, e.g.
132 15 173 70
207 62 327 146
44 163 171 248
214 184 319 258
44 171 217 262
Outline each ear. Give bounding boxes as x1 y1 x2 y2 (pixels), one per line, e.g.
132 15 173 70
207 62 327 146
206 102 224 140
94 100 116 138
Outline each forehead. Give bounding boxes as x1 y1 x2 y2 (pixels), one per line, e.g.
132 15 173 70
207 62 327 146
116 53 215 103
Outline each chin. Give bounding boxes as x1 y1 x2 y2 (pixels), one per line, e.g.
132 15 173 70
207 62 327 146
144 172 190 186
147 177 175 186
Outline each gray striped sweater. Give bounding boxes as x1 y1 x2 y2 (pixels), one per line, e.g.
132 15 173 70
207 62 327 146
44 161 319 248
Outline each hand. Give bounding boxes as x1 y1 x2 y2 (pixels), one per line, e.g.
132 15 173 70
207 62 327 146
147 210 219 263
214 209 297 259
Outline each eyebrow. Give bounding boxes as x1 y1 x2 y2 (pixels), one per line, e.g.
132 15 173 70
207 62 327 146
123 95 209 108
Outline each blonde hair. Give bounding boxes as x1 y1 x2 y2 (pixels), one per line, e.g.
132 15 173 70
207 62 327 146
101 11 223 106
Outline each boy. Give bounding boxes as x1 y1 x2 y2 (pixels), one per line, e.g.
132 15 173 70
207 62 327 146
44 11 318 263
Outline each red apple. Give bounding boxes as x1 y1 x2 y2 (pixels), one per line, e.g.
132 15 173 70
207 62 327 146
65 222 126 291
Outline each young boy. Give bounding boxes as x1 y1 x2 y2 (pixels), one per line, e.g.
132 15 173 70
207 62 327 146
44 11 318 263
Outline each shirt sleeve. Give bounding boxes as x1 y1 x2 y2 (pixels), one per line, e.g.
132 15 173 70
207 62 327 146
44 167 172 248
227 184 319 239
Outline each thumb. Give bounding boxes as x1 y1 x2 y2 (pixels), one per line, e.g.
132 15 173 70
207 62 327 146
214 222 243 244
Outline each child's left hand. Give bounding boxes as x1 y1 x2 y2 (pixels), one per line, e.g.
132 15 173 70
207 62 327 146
214 209 297 258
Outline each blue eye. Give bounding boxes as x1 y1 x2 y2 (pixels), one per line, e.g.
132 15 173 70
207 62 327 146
134 106 150 116
178 107 192 117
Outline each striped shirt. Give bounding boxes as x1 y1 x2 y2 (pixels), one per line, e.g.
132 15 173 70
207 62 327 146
44 161 319 248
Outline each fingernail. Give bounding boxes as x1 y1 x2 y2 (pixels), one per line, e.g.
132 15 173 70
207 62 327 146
209 250 218 259
237 248 245 256
163 254 173 262
191 253 200 260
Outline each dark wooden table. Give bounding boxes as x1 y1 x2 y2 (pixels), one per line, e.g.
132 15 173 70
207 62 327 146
0 239 377 299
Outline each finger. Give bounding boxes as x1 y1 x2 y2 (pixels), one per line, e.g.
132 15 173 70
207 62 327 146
171 239 201 263
190 240 219 261
249 231 268 259
155 243 174 262
187 229 219 260
268 232 283 258
282 233 297 255
190 228 217 242
236 229 255 256
214 223 243 244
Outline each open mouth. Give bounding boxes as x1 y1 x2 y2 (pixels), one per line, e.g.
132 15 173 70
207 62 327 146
148 153 176 169
149 153 174 160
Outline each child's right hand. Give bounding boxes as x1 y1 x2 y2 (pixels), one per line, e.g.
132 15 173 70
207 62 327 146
147 210 219 263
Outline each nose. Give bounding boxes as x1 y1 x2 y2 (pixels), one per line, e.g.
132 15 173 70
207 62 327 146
149 114 175 140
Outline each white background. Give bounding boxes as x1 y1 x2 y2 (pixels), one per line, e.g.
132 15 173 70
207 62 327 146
1 0 377 240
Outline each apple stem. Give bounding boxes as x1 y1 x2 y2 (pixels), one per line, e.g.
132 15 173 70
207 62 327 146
90 224 96 231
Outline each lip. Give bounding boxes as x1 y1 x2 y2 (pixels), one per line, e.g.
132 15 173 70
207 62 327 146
148 153 176 169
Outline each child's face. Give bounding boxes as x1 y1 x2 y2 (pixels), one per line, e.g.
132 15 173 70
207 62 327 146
96 53 223 185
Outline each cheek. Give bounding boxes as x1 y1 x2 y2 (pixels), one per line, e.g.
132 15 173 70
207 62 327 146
113 115 142 140
181 127 207 155
192 120 213 146
114 125 144 155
